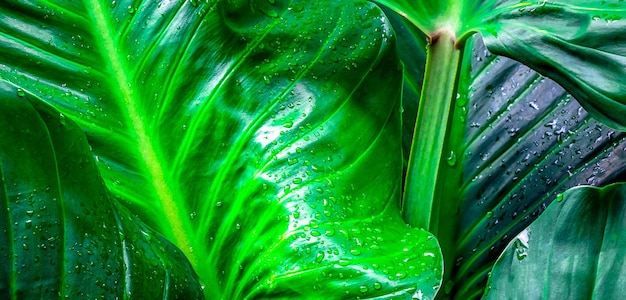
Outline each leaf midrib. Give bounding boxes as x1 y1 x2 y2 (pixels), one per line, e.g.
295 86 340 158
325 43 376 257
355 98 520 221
85 0 195 265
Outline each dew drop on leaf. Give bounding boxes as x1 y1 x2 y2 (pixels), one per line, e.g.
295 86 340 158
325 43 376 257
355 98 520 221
350 249 361 256
555 193 564 202
446 151 457 166
59 113 66 126
315 251 324 263
16 88 25 97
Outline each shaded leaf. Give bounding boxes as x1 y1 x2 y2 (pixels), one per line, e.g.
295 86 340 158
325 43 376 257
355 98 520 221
0 81 203 299
483 182 626 299
451 38 626 299
373 0 626 130
479 0 626 130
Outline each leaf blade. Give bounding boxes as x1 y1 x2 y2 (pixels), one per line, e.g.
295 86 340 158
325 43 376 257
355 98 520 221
478 1 626 130
0 80 203 299
484 183 626 299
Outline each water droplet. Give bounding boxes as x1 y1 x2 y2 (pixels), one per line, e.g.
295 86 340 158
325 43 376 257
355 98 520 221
555 193 564 202
59 113 66 126
446 151 457 166
373 282 382 290
310 230 321 237
514 229 530 261
350 249 362 256
189 211 197 220
359 285 369 293
235 223 241 230
111 0 116 7
24 220 32 229
216 201 222 207
315 251 324 263
16 88 25 97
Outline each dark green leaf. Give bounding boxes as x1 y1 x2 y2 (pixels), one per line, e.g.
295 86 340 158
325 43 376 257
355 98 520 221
0 81 203 299
483 182 626 299
479 1 626 130
451 37 626 299
383 22 626 297
373 0 626 130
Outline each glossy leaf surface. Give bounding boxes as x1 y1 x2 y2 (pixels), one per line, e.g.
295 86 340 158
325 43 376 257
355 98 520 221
374 0 626 130
385 14 626 296
0 81 203 299
452 38 626 299
484 183 626 299
371 1 626 298
0 0 443 298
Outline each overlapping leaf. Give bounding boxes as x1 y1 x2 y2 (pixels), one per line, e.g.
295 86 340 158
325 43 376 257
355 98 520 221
374 1 626 298
382 9 626 295
375 0 626 130
0 81 203 299
452 38 626 299
0 0 442 298
484 183 626 299
478 1 626 131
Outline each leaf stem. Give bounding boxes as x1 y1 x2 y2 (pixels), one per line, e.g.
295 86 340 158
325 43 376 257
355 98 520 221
403 29 461 230
403 30 466 295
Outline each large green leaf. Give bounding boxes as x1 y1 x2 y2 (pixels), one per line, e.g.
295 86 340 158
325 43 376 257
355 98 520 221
479 1 626 131
0 0 443 298
376 3 626 296
483 183 626 299
371 1 626 298
451 37 626 299
0 81 203 298
374 0 626 130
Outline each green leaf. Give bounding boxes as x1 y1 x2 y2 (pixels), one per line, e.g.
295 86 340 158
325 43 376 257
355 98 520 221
371 2 626 297
478 1 626 131
451 37 626 299
373 0 626 130
0 0 443 298
483 182 626 299
0 81 203 299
